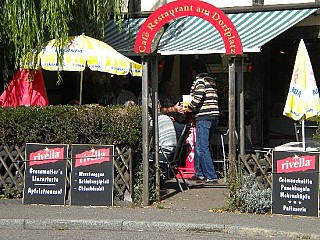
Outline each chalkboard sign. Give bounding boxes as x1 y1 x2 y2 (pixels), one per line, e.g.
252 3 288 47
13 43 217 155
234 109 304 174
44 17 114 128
23 144 68 205
70 144 114 206
272 151 319 217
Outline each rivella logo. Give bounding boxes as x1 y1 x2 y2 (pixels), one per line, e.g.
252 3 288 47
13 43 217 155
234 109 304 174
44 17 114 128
75 148 110 167
277 154 316 173
29 147 64 166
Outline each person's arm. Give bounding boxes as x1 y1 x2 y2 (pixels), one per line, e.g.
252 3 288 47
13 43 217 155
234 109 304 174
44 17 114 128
187 79 205 112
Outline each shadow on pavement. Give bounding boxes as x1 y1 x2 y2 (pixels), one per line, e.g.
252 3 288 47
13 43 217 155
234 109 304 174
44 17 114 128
159 178 229 211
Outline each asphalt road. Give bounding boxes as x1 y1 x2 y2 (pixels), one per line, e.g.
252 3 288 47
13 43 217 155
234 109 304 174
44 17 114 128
0 229 295 240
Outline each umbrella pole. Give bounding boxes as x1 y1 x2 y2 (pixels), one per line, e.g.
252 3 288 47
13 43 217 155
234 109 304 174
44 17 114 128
302 120 306 151
79 72 83 105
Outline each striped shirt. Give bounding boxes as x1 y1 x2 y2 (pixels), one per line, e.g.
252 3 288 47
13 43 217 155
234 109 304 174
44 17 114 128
158 114 177 153
188 73 219 120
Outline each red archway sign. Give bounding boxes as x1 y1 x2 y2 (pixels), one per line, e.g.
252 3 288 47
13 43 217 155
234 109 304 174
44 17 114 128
134 0 242 54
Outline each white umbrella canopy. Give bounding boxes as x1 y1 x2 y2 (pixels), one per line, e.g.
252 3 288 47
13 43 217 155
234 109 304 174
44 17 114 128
21 34 142 104
283 39 320 150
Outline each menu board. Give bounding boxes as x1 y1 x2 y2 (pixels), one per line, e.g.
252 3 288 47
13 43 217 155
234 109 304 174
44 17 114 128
23 144 68 205
70 144 114 206
272 151 319 217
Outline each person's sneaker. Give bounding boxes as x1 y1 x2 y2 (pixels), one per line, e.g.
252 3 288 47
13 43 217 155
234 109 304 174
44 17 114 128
189 175 205 181
196 177 207 183
204 179 219 184
188 175 197 180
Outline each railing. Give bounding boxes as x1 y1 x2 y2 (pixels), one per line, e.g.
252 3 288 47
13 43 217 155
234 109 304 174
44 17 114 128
1 143 273 203
239 149 272 189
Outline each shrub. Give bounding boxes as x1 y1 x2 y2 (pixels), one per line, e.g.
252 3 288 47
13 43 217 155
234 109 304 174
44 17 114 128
226 168 244 211
133 163 157 204
238 173 272 214
0 104 142 148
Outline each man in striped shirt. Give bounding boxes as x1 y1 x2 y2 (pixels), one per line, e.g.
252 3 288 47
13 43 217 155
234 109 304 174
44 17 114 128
149 102 177 170
186 59 219 184
158 112 177 160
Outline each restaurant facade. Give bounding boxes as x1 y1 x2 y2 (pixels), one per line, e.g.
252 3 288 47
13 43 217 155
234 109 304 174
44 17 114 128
104 0 320 149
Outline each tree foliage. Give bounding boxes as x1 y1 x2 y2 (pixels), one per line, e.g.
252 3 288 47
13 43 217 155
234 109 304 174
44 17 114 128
0 0 125 80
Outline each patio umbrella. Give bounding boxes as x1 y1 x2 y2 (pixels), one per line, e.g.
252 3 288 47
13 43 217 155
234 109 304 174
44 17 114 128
0 68 49 107
21 34 142 104
283 39 320 150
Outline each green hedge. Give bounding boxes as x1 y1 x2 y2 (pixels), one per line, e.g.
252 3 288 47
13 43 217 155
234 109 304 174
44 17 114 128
0 104 142 148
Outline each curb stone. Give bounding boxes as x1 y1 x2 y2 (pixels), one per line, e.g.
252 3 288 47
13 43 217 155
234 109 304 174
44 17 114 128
0 218 320 239
0 219 25 229
24 219 124 231
226 225 320 239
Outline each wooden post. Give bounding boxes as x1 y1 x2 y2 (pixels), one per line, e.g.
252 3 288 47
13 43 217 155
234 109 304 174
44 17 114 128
236 57 245 156
228 57 236 174
151 55 161 201
142 57 149 206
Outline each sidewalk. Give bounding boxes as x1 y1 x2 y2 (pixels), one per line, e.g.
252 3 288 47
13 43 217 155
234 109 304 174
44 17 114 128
0 179 319 239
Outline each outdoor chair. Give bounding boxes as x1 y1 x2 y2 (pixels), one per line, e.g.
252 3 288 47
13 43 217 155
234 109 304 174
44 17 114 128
149 123 191 192
211 127 273 183
213 128 229 182
294 122 318 142
211 127 234 183
150 123 191 192
159 123 192 192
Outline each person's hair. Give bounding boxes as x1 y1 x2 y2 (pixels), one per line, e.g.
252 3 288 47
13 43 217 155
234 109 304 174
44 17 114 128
159 79 172 94
124 100 136 107
191 59 207 74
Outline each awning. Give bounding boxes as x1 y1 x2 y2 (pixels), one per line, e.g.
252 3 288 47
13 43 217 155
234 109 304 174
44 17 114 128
104 8 318 55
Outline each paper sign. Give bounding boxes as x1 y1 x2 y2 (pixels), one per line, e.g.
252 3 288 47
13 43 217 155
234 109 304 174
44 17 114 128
183 95 192 110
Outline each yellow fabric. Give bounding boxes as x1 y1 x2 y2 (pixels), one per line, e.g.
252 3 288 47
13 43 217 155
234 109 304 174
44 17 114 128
283 39 320 121
21 34 142 77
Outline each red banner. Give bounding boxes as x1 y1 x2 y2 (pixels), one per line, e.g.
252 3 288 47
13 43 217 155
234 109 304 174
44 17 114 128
29 147 65 166
134 0 242 54
277 155 316 173
75 148 111 167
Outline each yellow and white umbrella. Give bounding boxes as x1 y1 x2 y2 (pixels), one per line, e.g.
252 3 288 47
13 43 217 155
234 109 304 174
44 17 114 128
283 39 320 149
21 34 142 104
